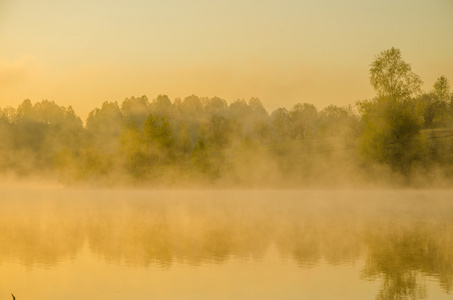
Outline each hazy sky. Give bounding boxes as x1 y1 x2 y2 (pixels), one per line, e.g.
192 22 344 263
1 0 452 119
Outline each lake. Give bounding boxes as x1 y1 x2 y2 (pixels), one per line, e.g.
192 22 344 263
0 188 452 299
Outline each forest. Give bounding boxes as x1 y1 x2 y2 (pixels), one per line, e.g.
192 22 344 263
1 48 452 188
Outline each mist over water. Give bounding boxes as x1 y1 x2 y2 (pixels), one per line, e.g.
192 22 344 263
1 1 452 298
0 38 451 300
0 188 452 299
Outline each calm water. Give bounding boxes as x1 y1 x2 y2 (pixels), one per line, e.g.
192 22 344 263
0 188 452 299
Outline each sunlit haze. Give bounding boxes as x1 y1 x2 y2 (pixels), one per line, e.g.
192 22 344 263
2 3 453 298
1 0 452 119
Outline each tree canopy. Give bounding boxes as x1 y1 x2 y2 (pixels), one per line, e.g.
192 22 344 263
0 48 452 187
370 47 422 100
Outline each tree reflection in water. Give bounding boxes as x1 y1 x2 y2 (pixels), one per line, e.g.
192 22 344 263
0 190 452 299
363 222 453 299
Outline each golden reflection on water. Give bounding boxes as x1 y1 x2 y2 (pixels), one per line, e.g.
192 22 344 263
0 189 452 299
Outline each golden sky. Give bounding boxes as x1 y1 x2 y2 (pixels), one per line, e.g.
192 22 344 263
1 0 452 119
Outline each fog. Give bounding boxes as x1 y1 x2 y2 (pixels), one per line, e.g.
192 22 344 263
1 188 452 300
0 49 452 188
0 97 452 189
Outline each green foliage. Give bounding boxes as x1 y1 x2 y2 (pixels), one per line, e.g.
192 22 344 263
86 101 123 154
358 97 427 174
271 108 292 141
151 95 173 117
0 100 85 175
228 99 251 122
204 97 228 116
248 97 268 116
121 96 150 127
370 47 422 100
289 103 318 139
253 120 271 144
191 139 211 174
0 50 451 185
319 105 358 134
433 76 451 102
120 123 148 179
174 123 191 154
416 92 447 128
318 105 360 147
87 101 123 135
358 48 438 176
207 115 234 148
143 114 174 149
180 95 203 119
119 114 176 179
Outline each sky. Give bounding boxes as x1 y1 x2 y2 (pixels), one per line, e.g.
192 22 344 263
1 0 452 119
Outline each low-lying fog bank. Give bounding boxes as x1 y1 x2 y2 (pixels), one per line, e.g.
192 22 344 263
0 189 452 298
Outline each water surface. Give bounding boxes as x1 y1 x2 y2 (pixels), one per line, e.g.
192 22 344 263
0 189 452 299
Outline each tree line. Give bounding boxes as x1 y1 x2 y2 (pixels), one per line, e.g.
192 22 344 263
0 47 452 186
